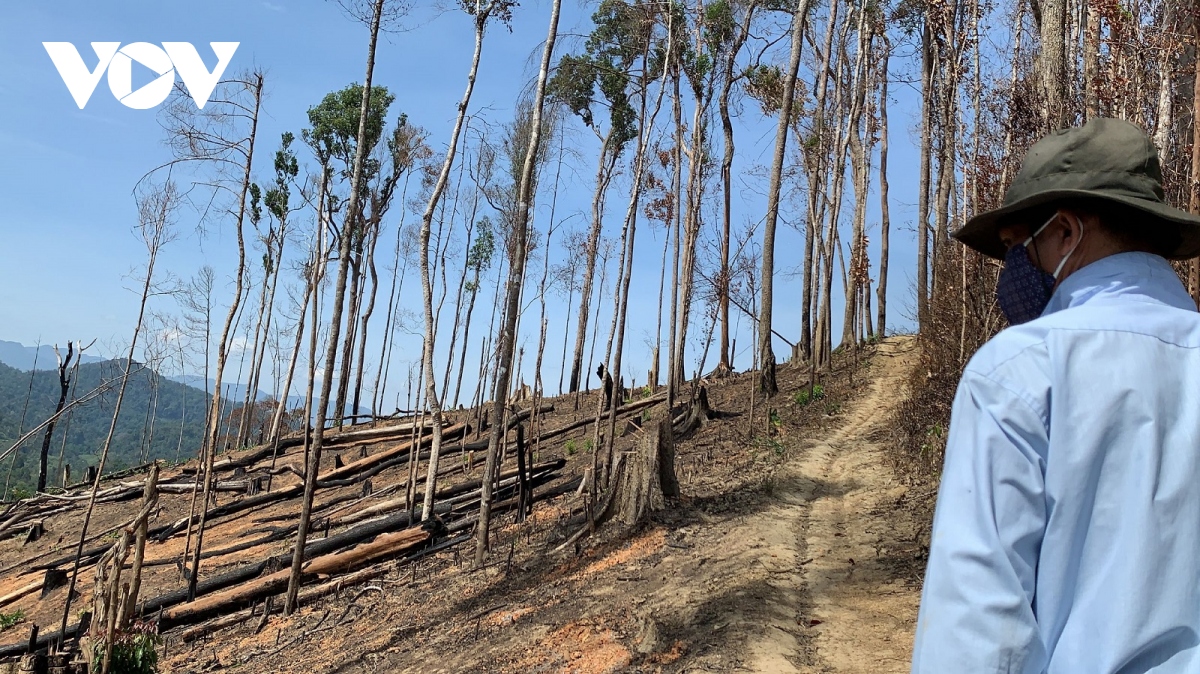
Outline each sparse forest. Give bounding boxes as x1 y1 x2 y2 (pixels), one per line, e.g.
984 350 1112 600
0 0 1197 670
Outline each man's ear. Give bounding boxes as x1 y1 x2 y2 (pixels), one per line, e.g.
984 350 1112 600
1056 210 1086 254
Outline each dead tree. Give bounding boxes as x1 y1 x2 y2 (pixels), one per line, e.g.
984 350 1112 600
36 343 76 493
285 0 388 615
758 0 813 396
476 0 559 564
59 179 179 647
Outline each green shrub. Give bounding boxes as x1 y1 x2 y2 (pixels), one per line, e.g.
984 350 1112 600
793 384 825 406
565 440 578 456
92 623 160 674
0 610 24 631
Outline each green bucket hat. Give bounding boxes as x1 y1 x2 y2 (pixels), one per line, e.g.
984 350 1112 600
954 117 1200 260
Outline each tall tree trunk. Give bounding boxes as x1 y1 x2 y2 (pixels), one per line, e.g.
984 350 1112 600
237 272 271 446
876 35 891 337
269 189 327 445
476 0 560 563
1083 0 1101 119
569 133 616 396
37 343 74 493
1037 0 1068 128
716 3 757 376
352 224 381 419
759 0 814 395
60 181 176 640
420 3 497 523
441 152 483 400
188 75 263 601
605 28 670 494
917 19 933 329
284 2 382 614
800 0 840 364
334 241 363 422
376 186 412 414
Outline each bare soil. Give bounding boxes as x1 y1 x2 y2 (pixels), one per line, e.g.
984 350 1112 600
0 336 928 673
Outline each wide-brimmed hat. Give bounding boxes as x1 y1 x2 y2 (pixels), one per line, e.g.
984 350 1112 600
953 117 1200 260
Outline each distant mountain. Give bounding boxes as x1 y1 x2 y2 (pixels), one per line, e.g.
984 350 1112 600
165 374 306 409
0 358 209 493
0 340 104 372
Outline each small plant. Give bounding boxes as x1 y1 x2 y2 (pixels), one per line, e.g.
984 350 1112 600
92 622 160 674
641 409 652 423
793 384 825 406
0 610 25 631
768 409 782 430
9 487 32 501
641 385 652 399
751 436 785 457
584 439 594 453
565 439 578 456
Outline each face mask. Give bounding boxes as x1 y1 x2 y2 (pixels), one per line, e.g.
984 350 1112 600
995 213 1083 325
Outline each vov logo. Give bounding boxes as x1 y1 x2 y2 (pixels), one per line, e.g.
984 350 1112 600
42 42 239 110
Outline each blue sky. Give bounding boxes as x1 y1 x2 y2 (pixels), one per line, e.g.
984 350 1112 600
0 0 926 409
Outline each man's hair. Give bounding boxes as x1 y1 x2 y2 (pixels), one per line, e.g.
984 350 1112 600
1014 198 1181 257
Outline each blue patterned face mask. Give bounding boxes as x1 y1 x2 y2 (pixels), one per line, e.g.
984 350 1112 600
996 213 1082 325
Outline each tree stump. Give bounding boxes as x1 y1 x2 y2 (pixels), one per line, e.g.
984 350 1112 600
23 523 44 546
40 571 67 600
608 417 671 527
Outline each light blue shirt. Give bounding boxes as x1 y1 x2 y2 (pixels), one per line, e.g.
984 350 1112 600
912 252 1200 673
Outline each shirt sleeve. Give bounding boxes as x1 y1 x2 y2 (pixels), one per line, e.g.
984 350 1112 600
911 370 1050 674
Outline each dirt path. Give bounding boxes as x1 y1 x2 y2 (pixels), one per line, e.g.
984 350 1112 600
157 338 925 674
649 335 923 673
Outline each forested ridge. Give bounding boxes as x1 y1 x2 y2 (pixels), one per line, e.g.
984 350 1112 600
0 360 207 494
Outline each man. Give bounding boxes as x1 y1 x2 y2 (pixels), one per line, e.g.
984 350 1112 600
911 117 1200 673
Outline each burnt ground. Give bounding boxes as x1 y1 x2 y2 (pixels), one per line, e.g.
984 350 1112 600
0 336 930 673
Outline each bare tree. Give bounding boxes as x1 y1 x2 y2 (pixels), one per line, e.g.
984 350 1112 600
476 0 560 563
59 179 180 643
285 0 390 614
758 0 813 395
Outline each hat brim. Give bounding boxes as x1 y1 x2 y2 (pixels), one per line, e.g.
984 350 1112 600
954 190 1200 260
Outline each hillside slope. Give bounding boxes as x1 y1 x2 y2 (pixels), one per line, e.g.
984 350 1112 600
0 337 925 673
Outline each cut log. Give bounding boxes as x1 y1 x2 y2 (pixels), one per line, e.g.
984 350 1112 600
0 579 42 609
318 423 467 484
160 527 431 629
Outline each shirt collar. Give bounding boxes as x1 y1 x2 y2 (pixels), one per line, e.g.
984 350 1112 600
1043 251 1197 316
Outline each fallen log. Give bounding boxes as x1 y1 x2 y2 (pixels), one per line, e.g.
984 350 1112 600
476 394 665 453
118 480 252 495
159 527 432 629
317 423 467 485
0 579 42 609
457 404 556 452
204 419 441 475
172 532 474 644
446 474 583 533
327 461 566 528
0 622 82 659
150 426 464 544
